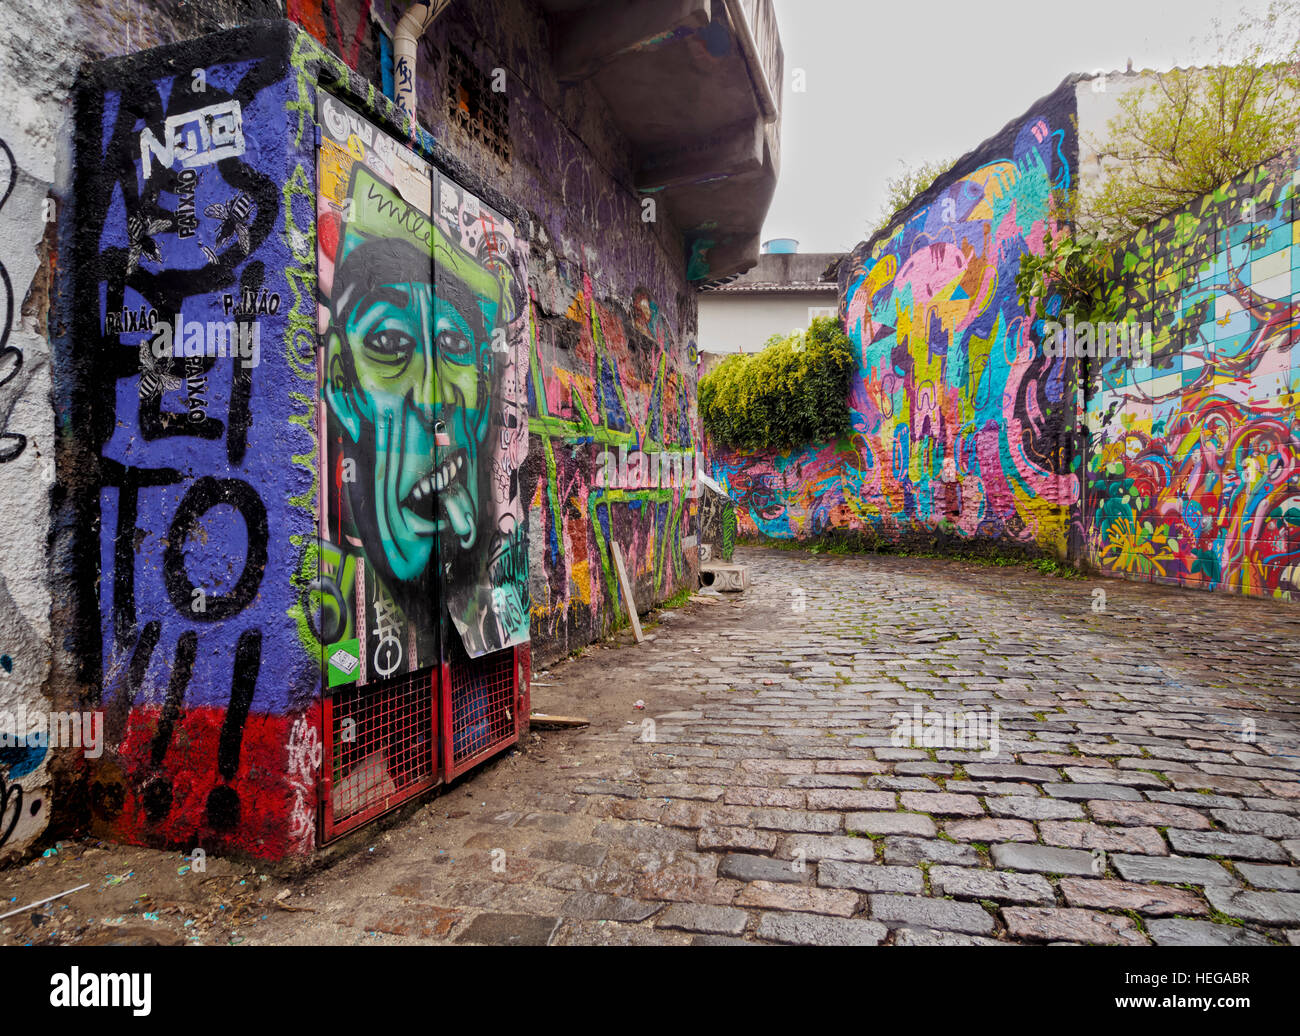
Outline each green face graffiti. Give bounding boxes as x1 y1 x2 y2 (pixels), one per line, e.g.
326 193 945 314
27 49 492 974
324 167 504 588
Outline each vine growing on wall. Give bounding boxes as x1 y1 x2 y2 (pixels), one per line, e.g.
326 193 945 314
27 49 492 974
699 316 854 450
1015 227 1119 329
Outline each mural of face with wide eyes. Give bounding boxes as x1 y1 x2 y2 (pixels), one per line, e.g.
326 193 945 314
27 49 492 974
324 167 506 589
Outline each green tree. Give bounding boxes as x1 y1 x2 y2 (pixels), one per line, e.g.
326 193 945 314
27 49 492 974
866 157 954 239
700 317 854 450
1081 0 1300 238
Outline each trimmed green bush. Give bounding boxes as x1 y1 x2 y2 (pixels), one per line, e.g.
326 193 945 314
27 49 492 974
699 316 854 450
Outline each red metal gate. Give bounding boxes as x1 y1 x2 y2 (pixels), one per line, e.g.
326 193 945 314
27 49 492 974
320 642 530 842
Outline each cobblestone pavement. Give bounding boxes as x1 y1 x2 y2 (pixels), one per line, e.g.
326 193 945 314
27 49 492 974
253 545 1300 946
8 546 1300 946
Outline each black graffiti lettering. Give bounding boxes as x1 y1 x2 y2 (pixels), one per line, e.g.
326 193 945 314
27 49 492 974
206 628 261 830
0 138 26 464
101 460 184 652
150 630 196 769
163 476 268 621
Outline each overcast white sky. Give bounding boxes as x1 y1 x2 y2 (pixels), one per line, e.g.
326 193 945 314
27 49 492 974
761 0 1282 253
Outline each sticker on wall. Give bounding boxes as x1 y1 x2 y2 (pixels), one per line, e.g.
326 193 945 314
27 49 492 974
327 640 361 687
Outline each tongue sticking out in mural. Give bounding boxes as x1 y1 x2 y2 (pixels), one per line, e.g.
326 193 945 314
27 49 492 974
316 97 529 677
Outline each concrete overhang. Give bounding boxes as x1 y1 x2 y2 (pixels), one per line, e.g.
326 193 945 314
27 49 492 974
537 0 783 282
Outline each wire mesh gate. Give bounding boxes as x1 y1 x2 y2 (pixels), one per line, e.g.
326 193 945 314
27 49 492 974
320 643 530 842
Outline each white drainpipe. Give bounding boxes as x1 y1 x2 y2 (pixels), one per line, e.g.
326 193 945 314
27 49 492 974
394 1 453 127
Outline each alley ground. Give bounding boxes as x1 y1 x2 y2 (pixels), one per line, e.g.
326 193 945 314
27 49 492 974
5 545 1300 946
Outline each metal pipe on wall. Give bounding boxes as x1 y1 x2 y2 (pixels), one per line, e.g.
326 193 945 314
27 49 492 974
394 0 455 128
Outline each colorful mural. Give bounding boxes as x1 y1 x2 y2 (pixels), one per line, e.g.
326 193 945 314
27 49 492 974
524 274 700 659
71 27 320 857
713 88 1079 555
1084 152 1300 598
314 94 529 669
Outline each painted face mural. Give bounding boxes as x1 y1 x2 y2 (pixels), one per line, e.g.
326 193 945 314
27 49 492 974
316 97 529 676
324 168 504 586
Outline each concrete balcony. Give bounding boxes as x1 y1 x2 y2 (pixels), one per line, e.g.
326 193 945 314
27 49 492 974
537 0 783 281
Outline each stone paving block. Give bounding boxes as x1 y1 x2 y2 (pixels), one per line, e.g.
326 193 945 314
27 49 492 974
1002 907 1147 945
1210 809 1300 839
1203 887 1300 924
644 784 725 802
988 796 1085 821
883 837 982 867
1043 783 1142 801
1146 790 1242 810
990 843 1095 876
559 892 664 922
929 866 1055 905
1057 878 1207 916
747 808 842 834
777 834 879 863
1146 919 1273 946
454 913 561 946
1038 821 1168 855
817 860 924 894
1285 840 1300 863
574 781 641 798
1086 799 1212 829
845 811 937 837
734 881 858 917
804 790 896 811
1169 773 1264 796
1235 863 1300 891
867 776 944 792
655 902 750 935
718 853 809 885
697 826 779 854
944 818 1037 843
722 787 807 808
1110 853 1238 886
963 763 1060 781
891 927 1005 946
785 775 864 789
899 792 984 816
868 894 996 934
944 781 1043 797
1063 767 1166 788
755 912 888 946
1166 828 1287 862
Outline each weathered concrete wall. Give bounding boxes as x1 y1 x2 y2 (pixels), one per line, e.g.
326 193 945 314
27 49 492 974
1084 151 1300 599
711 81 1079 554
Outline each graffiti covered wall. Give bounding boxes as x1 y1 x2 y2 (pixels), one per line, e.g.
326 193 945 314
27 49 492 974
1084 152 1300 598
712 83 1079 556
389 0 701 663
68 26 326 857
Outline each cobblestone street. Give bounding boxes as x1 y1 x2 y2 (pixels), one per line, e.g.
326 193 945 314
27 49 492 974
252 545 1300 946
7 545 1300 947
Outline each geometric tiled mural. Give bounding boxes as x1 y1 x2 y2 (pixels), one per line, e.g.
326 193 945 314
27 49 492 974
1084 151 1300 597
